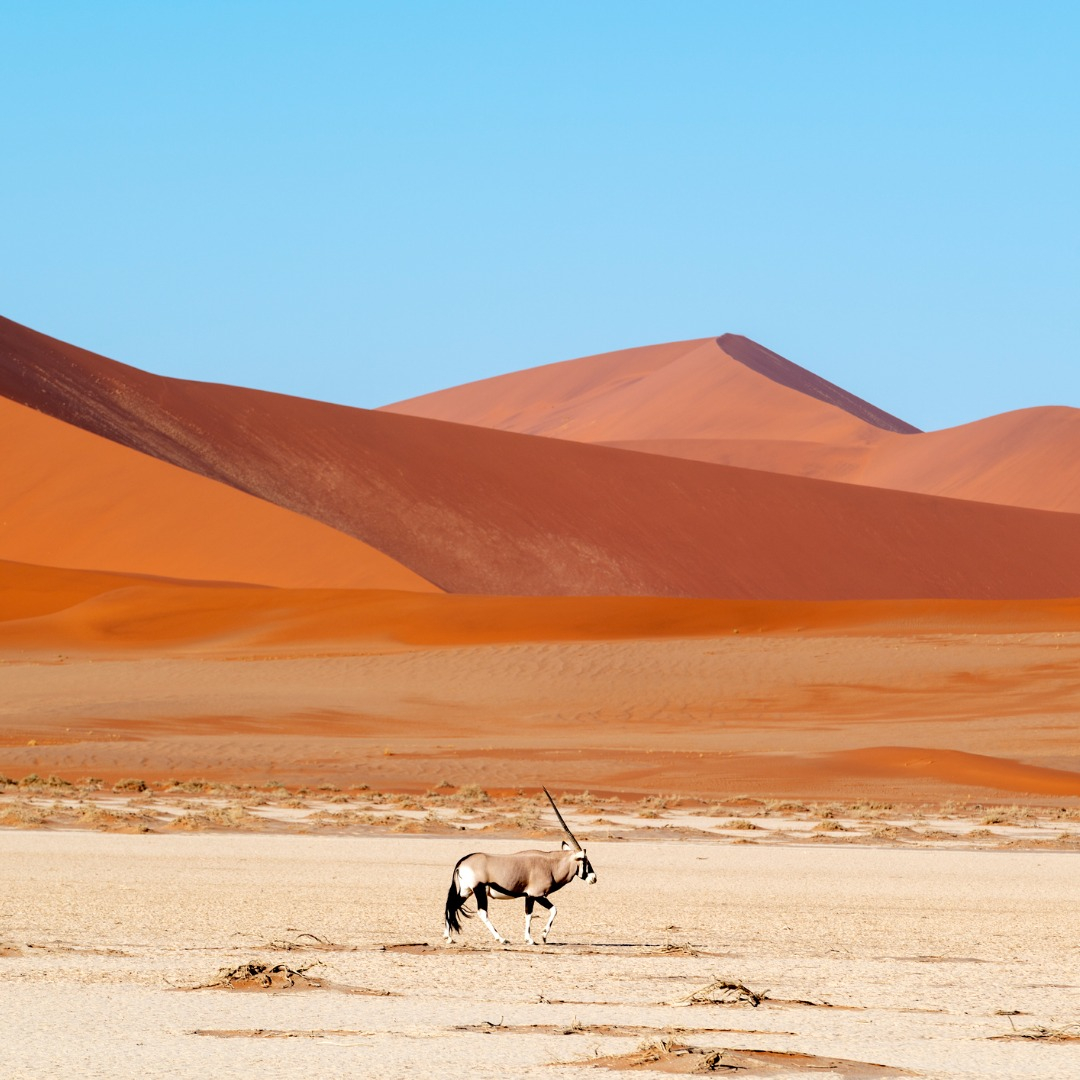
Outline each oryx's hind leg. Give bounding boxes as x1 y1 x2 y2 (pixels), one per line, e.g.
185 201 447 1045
474 885 508 945
535 895 556 942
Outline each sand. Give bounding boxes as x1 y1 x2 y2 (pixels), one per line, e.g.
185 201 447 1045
1 830 1077 1079
9 315 1080 599
4 562 1080 801
0 398 437 591
385 332 1080 515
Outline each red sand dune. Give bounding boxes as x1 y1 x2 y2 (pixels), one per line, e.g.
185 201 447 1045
384 333 917 443
0 397 437 591
6 315 1080 599
387 332 1080 515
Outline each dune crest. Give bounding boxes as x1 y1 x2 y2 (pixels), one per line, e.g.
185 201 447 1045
384 334 914 444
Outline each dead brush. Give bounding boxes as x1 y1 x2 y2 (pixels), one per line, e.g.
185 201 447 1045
193 961 324 991
675 977 769 1007
719 819 761 830
992 1022 1080 1042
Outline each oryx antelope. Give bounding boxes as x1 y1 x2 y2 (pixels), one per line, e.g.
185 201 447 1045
443 787 596 945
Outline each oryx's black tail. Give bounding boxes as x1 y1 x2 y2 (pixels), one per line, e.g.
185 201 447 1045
444 862 473 935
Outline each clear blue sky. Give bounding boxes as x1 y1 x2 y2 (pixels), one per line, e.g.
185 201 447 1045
3 2 1077 431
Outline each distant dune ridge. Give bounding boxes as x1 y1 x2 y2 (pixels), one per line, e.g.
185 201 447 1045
3 313 1080 598
386 332 1080 515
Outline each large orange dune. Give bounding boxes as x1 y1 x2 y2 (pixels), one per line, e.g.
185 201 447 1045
0 397 437 591
386 332 1080 515
5 316 1080 599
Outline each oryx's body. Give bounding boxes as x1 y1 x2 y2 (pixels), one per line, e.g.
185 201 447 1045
443 788 597 945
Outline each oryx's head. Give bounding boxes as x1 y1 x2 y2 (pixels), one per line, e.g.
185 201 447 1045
544 786 597 885
561 841 597 883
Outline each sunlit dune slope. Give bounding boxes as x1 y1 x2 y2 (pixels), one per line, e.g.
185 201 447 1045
603 406 1080 515
4 315 1080 598
387 331 1080 515
0 397 438 591
5 558 1080 654
383 333 917 442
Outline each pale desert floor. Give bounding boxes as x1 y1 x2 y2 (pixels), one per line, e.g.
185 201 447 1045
2 830 1078 1080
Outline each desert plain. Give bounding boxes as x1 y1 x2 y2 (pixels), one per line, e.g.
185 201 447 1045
2 320 1080 1077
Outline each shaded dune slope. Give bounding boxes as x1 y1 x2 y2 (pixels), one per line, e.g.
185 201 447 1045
5 315 1080 598
0 396 438 591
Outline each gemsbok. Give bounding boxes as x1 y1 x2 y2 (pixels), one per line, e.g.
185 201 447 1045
443 787 597 945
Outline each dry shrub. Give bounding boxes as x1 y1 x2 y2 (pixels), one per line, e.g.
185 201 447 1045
456 784 490 803
77 806 129 829
168 804 259 831
720 819 761 830
0 801 49 828
639 795 671 811
813 819 847 832
112 778 147 792
847 801 893 817
172 779 209 793
560 791 597 808
968 828 996 840
17 774 44 788
869 825 906 840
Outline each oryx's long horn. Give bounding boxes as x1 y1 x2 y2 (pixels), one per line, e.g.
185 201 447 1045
542 786 582 851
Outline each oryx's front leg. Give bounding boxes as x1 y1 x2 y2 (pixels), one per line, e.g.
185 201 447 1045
473 885 508 945
535 895 556 942
524 896 537 945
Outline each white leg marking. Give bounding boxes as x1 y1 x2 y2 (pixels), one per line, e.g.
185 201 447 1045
525 907 535 946
478 908 508 944
542 903 557 942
